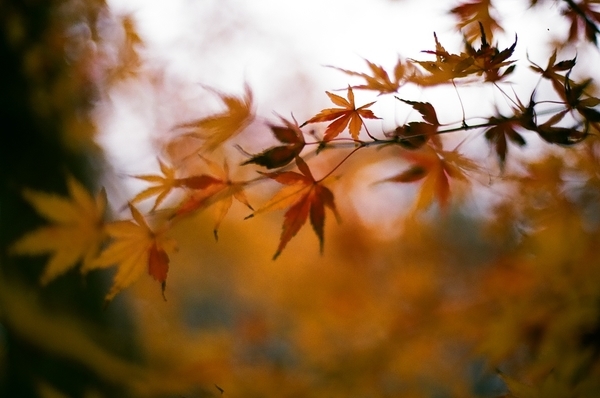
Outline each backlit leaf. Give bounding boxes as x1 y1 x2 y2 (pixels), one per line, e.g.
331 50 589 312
10 176 106 285
174 157 252 239
91 203 176 302
174 84 254 152
249 157 339 259
301 86 379 141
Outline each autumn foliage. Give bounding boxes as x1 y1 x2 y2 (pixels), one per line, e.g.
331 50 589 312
6 0 600 397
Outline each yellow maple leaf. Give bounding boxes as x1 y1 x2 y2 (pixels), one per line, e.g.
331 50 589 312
175 84 254 152
10 176 106 285
131 159 179 211
91 204 176 302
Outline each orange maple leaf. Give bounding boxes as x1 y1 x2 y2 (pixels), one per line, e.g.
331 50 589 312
327 58 415 95
131 158 234 211
411 28 516 85
411 33 475 86
91 203 176 302
174 84 254 152
248 157 339 259
450 0 503 43
380 145 478 211
174 157 253 240
301 86 379 141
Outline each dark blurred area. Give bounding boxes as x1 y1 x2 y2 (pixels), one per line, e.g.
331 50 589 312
0 1 138 396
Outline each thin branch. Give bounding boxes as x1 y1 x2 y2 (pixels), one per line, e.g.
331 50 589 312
316 146 364 183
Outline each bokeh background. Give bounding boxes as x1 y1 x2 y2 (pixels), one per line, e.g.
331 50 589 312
3 0 600 397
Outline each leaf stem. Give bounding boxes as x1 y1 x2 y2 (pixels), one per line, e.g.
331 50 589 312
316 145 364 183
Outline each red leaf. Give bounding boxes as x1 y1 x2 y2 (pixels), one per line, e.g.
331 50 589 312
250 157 339 259
148 242 169 300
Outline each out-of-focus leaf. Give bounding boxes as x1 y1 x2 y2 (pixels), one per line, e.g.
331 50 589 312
327 58 415 95
242 116 305 169
91 204 176 302
450 0 503 43
174 157 252 239
10 176 106 284
175 84 254 152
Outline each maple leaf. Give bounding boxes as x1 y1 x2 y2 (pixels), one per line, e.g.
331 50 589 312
464 23 518 82
411 33 475 85
91 203 176 302
301 86 379 141
529 50 576 92
130 159 181 211
248 157 339 259
242 115 306 169
484 116 527 167
412 27 516 85
326 58 414 95
524 72 596 146
386 99 441 150
450 0 503 43
562 0 600 44
535 110 588 145
10 176 106 285
174 83 254 152
130 158 237 211
379 145 478 211
174 157 253 239
563 70 600 123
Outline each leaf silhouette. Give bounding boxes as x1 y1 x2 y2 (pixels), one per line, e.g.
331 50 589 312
562 0 600 44
91 203 176 302
10 176 106 285
563 71 600 123
412 28 516 85
398 99 440 125
248 157 339 259
464 23 517 82
174 157 252 239
301 86 379 141
175 83 254 152
484 116 527 167
242 116 306 169
386 99 440 149
529 51 577 101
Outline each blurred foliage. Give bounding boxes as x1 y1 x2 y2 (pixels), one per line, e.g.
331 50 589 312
3 0 600 397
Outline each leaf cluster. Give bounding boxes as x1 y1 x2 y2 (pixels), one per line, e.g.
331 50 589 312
10 0 600 310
